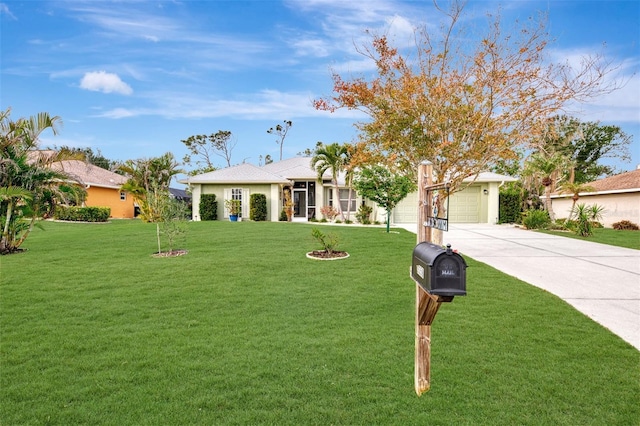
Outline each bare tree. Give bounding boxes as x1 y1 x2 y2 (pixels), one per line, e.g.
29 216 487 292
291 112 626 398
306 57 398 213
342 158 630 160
267 120 292 161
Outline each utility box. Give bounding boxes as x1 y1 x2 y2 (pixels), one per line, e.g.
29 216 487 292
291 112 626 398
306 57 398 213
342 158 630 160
411 243 467 298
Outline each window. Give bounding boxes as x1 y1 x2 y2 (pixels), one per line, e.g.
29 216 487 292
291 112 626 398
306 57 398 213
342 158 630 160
225 188 249 218
120 192 126 201
339 189 356 212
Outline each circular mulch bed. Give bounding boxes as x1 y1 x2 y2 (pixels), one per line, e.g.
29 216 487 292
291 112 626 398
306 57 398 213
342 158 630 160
152 249 188 258
306 250 350 260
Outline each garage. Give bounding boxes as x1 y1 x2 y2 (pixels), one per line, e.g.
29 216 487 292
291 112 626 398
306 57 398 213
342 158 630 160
448 185 481 223
390 172 517 226
393 186 482 224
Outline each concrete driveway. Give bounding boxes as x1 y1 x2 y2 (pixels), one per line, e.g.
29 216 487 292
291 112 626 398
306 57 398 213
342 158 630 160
400 223 640 350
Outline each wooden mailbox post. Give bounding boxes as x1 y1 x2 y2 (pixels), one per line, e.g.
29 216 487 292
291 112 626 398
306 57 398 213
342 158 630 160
414 160 459 396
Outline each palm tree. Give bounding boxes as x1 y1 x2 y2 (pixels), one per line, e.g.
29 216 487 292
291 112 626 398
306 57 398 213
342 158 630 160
118 153 183 222
0 108 78 254
311 143 347 220
523 152 568 221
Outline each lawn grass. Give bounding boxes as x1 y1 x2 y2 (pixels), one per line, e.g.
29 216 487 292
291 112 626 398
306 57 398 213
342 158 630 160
540 227 640 250
1 220 638 425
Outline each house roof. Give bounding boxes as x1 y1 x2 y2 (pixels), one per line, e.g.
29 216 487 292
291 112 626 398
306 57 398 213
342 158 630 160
50 160 127 189
262 157 330 180
464 172 518 183
183 163 291 184
183 157 518 187
549 168 640 198
586 169 640 192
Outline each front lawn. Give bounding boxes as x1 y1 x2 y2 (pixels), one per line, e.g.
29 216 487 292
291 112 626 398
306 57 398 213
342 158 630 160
1 220 638 424
540 227 640 250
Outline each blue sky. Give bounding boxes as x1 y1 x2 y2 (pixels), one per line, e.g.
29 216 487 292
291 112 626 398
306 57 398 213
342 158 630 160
2 0 639 182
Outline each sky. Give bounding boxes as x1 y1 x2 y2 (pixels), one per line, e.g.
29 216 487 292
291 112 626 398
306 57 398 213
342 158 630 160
2 0 639 184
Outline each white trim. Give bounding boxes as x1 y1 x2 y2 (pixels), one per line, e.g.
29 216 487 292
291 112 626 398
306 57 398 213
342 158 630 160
549 188 640 199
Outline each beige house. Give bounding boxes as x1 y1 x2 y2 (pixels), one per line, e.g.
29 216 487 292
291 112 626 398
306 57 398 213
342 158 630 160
550 168 640 228
184 158 348 222
183 157 517 225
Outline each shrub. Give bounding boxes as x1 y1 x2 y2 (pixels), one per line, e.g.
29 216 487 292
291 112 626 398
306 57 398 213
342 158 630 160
279 209 288 222
522 209 550 229
311 228 339 255
499 186 523 224
571 203 605 237
54 206 110 222
355 204 373 224
320 205 339 221
250 194 267 221
199 194 217 220
612 220 639 231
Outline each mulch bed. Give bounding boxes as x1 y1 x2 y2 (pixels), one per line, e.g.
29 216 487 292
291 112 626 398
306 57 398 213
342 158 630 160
306 250 349 260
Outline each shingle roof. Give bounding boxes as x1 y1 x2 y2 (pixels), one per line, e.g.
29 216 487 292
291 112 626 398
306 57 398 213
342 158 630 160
262 157 330 180
50 160 127 188
464 172 518 183
184 163 291 184
586 169 640 192
183 157 518 186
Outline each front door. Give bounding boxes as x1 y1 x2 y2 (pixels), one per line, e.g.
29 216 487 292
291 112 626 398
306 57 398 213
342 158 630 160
293 189 307 220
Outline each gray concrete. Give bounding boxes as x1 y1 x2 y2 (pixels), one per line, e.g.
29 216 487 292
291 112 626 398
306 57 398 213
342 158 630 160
398 223 640 350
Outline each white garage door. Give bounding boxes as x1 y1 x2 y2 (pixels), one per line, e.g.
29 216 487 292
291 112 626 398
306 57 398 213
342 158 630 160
448 186 480 223
393 192 419 223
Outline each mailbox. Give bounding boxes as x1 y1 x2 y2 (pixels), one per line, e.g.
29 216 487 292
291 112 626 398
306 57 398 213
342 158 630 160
411 243 467 297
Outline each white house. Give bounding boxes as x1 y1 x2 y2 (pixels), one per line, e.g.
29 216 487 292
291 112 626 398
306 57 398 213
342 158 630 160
549 168 640 227
182 157 517 224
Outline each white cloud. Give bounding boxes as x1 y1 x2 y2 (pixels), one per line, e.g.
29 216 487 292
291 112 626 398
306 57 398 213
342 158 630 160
79 71 133 95
0 3 17 20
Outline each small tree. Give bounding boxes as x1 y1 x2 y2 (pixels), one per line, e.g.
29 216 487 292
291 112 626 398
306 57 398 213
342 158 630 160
353 165 415 233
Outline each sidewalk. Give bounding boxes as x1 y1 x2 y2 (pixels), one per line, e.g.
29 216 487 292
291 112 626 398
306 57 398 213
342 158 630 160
398 223 640 350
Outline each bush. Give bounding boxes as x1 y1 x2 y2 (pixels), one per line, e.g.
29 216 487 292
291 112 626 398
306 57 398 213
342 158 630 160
199 194 217 220
320 205 339 221
311 228 339 255
355 204 373 224
612 220 639 231
522 209 550 230
499 186 523 224
279 209 288 222
570 203 605 237
249 193 267 221
54 206 110 222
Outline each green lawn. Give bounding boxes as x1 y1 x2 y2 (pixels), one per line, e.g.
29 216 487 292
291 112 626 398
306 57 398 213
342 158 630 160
540 227 640 250
1 220 638 425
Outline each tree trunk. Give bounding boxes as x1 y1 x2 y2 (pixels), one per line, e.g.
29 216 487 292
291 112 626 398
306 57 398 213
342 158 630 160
544 184 556 221
333 183 343 220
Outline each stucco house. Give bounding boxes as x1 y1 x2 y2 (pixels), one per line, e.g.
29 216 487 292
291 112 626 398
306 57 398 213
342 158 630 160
51 160 136 218
183 157 517 225
549 168 640 227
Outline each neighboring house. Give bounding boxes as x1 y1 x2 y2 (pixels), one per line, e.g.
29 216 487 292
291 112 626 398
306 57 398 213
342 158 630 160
392 172 518 226
50 160 136 218
549 168 640 227
183 157 517 225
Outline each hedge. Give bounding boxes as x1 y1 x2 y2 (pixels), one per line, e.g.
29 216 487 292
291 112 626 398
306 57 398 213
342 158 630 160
199 194 218 220
250 193 267 221
54 206 111 222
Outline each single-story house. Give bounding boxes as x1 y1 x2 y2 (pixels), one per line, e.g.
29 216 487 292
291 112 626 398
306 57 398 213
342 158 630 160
182 157 517 225
51 160 136 218
549 168 640 227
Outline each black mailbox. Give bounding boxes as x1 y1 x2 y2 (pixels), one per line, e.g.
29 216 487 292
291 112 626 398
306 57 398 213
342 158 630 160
411 243 467 297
